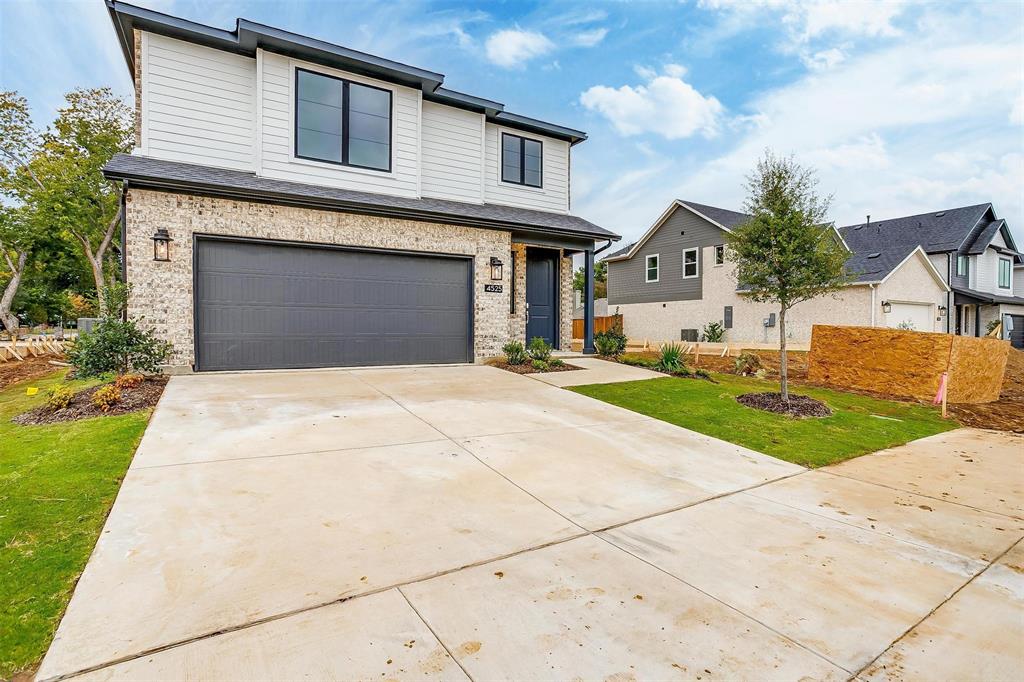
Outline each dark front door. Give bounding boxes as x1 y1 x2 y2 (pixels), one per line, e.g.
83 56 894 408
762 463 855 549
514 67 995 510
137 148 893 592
194 237 472 371
1009 315 1024 349
525 249 558 348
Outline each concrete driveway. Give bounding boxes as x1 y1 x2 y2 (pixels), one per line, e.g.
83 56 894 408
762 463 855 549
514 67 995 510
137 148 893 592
38 366 1023 681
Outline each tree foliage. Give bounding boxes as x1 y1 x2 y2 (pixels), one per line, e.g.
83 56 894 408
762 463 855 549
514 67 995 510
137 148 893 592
726 151 851 399
572 259 607 298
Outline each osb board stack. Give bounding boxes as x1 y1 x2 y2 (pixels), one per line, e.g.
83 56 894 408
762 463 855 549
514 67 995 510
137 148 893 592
808 325 1009 404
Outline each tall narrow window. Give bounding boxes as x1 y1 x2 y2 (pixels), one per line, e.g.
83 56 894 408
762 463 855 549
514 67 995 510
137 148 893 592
295 68 391 171
682 248 699 278
645 254 659 282
501 133 543 187
714 244 725 266
998 258 1012 289
956 254 968 277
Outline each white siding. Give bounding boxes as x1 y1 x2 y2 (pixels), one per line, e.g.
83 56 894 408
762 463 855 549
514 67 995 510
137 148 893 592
257 51 420 198
1015 265 1024 297
928 253 950 284
420 101 484 203
975 248 1001 294
484 123 568 214
991 230 1007 248
141 33 255 171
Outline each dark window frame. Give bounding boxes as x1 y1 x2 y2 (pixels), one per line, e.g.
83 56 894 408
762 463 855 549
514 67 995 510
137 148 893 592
294 67 393 173
500 132 543 188
956 254 968 278
998 257 1012 289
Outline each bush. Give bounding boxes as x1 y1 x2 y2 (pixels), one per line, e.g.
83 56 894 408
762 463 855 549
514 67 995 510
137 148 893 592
66 283 172 378
45 385 74 410
114 373 144 390
619 354 658 369
550 358 565 367
531 359 549 371
734 353 762 376
701 321 725 343
91 384 122 412
657 342 685 372
527 337 552 363
594 323 627 357
502 340 527 365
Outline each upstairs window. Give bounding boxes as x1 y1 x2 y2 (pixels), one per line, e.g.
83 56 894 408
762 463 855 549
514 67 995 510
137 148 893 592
714 244 725 266
501 133 543 187
683 248 699 278
999 258 1012 289
295 68 391 171
645 254 660 282
956 254 968 277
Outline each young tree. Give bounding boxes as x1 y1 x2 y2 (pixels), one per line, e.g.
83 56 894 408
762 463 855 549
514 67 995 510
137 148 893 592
572 259 607 298
726 151 851 400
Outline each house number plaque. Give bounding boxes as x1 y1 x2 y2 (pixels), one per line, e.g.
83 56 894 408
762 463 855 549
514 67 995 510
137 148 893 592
484 284 503 293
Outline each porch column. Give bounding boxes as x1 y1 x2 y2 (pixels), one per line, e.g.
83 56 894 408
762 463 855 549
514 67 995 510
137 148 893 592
583 247 596 354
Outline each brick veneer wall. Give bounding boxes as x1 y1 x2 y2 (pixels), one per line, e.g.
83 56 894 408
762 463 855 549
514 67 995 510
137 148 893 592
125 188 522 369
508 242 573 351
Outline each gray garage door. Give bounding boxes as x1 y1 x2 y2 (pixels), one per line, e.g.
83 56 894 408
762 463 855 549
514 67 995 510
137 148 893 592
194 238 472 371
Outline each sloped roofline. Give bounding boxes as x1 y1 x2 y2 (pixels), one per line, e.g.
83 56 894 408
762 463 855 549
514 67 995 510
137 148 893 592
859 245 951 291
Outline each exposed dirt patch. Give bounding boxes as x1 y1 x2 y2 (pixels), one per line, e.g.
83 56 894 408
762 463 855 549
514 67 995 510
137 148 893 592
0 356 64 390
12 376 168 425
489 359 582 375
736 391 833 418
948 348 1024 433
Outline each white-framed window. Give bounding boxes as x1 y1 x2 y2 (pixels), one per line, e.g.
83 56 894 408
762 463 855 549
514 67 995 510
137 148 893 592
956 254 968 277
682 248 699 278
645 254 660 282
714 244 725 266
998 257 1012 289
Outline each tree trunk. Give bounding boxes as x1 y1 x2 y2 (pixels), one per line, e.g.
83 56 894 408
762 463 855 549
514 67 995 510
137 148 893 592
779 306 788 401
1 250 27 337
74 204 122 311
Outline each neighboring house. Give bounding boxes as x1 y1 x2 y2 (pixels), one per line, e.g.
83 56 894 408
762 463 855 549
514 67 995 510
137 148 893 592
605 200 979 345
573 297 609 320
101 2 617 372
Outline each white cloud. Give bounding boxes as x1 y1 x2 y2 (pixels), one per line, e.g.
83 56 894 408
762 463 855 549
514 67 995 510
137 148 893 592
580 66 723 139
485 29 555 68
801 47 846 71
799 1 904 41
572 28 608 47
663 63 687 78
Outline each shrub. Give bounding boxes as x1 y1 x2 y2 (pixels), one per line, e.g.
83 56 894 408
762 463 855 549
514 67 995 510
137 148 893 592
45 385 74 411
527 337 552 363
114 373 144 390
734 353 762 376
91 384 122 413
594 322 627 357
531 359 549 371
550 358 565 367
657 342 685 373
66 283 172 378
502 340 527 365
701 321 725 343
619 354 658 369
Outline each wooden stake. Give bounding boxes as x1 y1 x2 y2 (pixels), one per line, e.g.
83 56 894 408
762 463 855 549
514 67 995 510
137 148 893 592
941 372 949 419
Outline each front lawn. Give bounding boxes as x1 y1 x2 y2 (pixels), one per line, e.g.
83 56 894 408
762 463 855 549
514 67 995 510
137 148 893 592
0 371 150 679
570 373 958 467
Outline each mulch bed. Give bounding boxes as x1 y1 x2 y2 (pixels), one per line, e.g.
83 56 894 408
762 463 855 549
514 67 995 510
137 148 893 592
12 376 169 425
490 359 582 375
736 391 832 418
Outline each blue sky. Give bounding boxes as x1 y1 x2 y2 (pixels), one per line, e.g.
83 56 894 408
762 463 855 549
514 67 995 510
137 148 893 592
2 0 1022 247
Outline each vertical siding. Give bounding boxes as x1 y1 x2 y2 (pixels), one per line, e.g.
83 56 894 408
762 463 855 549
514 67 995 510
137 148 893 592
607 205 727 305
258 51 420 198
484 124 568 213
420 101 484 203
142 33 255 171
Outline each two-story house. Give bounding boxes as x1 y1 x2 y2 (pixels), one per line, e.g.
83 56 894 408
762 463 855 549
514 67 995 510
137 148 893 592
605 200 1023 348
102 1 617 372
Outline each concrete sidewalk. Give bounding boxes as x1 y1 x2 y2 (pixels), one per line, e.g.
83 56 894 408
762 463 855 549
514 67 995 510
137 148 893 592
37 366 1024 681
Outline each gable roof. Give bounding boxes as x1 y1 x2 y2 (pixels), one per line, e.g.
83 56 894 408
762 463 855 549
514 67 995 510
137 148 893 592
104 0 587 145
103 154 619 243
838 203 994 254
603 200 747 263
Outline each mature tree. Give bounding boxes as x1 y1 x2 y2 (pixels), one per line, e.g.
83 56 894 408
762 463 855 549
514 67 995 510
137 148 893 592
726 151 851 400
31 88 132 305
572 259 607 299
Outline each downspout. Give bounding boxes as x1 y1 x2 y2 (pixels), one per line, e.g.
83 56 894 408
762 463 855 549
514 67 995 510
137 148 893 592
120 181 128 283
946 253 952 334
869 284 876 327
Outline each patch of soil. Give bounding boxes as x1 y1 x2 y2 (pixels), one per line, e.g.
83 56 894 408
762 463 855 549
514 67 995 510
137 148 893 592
620 350 809 380
0 356 64 390
947 348 1024 433
736 391 833 418
12 376 168 425
489 359 582 375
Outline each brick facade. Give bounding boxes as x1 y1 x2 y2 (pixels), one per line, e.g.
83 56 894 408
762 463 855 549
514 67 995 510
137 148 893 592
125 188 573 370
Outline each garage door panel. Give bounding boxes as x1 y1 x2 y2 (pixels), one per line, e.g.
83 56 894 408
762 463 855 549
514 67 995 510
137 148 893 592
195 239 472 370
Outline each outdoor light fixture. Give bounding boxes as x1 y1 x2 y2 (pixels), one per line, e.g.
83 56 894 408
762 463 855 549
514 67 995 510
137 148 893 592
152 228 173 262
938 305 947 317
882 301 892 313
489 256 503 280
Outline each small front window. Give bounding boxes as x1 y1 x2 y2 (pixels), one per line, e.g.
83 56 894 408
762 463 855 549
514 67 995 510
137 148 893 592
295 68 392 171
714 245 725 266
645 254 659 282
999 258 1012 289
956 254 968 277
501 133 543 188
683 248 699 278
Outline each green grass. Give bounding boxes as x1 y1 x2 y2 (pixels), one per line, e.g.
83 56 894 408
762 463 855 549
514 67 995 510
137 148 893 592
570 373 958 468
0 371 150 679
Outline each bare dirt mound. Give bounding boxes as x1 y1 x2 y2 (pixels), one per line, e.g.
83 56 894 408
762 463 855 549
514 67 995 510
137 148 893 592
736 391 832 418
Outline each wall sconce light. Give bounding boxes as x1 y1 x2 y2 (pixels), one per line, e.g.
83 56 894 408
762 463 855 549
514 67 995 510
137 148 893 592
881 300 892 314
152 228 173 262
489 257 503 281
938 305 947 317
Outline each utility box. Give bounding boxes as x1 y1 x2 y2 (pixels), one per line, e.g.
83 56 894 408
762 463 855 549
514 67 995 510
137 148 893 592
77 317 101 335
680 329 699 342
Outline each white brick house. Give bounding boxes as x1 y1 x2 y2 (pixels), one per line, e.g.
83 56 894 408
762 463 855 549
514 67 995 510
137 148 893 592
103 1 617 371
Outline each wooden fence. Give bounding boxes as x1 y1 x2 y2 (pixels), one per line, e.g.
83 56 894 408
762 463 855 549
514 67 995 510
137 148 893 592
572 314 622 339
0 338 70 362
